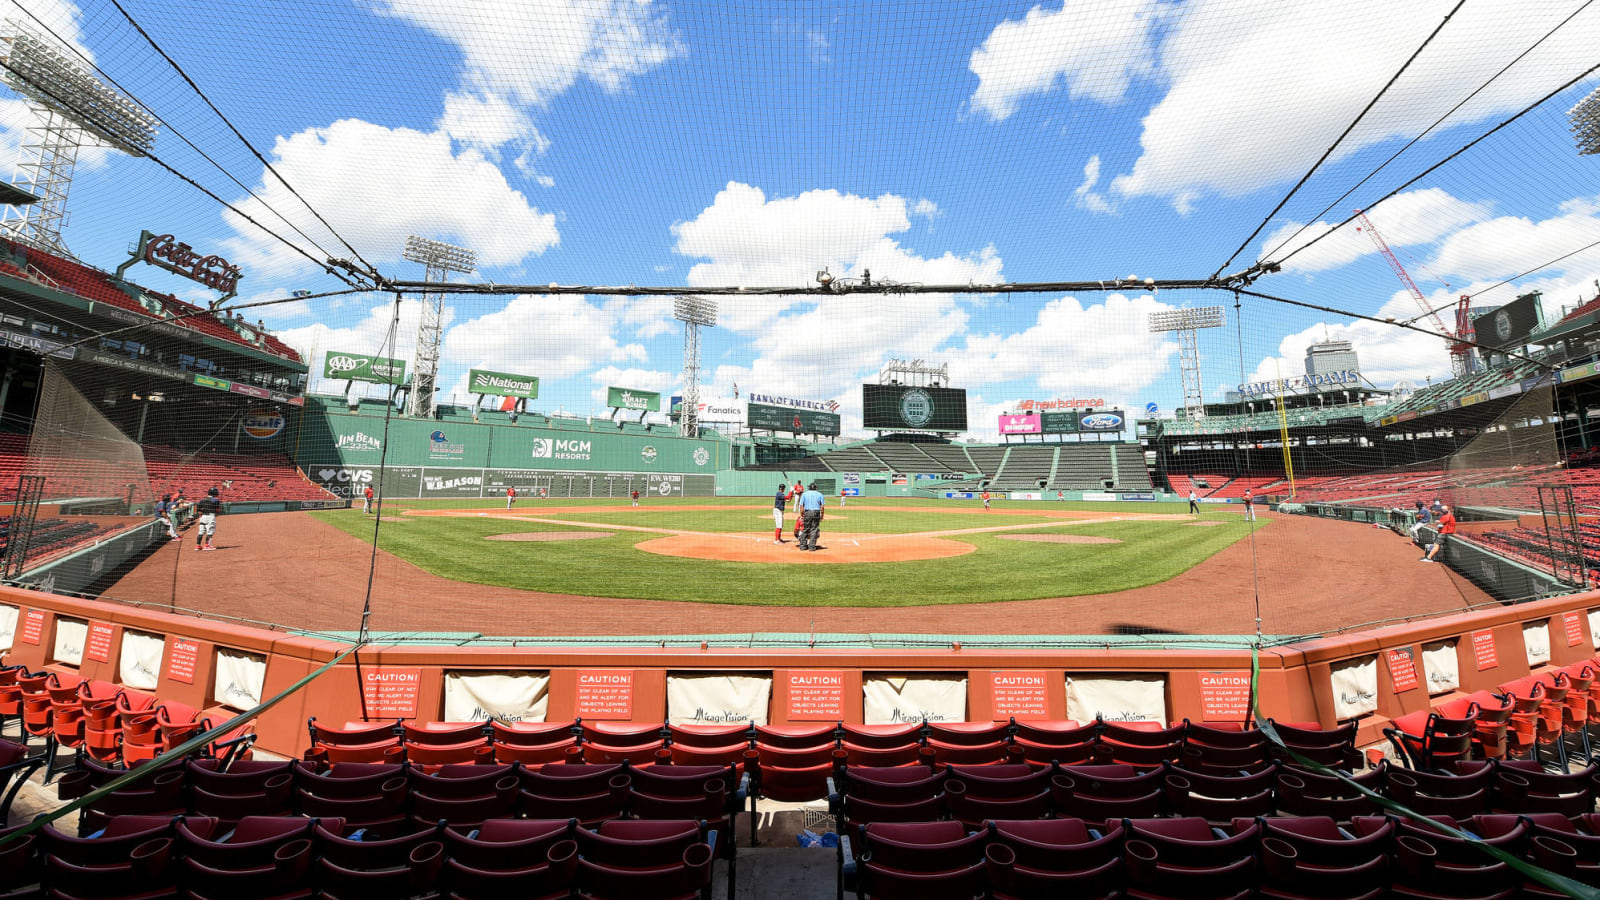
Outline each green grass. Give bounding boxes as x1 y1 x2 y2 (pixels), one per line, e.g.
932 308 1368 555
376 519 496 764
312 498 1262 607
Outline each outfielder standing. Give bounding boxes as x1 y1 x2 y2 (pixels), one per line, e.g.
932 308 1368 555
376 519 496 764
982 490 991 511
362 484 374 515
194 487 220 551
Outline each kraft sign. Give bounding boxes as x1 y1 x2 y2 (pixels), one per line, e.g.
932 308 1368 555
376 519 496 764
607 386 660 411
998 414 1041 435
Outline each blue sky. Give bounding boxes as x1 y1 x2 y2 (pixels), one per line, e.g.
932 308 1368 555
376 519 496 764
7 0 1600 437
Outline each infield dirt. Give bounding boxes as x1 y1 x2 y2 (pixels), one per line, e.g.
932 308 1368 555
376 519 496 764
101 507 1494 638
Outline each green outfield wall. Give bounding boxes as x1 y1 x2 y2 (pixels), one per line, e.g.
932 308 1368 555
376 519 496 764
293 398 727 499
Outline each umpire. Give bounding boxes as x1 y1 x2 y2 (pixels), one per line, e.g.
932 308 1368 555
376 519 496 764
798 481 826 551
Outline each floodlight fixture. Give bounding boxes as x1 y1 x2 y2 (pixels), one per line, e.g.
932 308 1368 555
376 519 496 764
402 235 476 274
403 234 474 419
1571 84 1600 156
1148 306 1226 333
1148 305 1226 422
673 295 717 327
1 25 156 155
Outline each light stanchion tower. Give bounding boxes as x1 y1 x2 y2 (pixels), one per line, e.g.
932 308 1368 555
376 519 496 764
402 235 474 419
1570 84 1600 155
1148 306 1226 421
0 22 156 255
674 296 716 437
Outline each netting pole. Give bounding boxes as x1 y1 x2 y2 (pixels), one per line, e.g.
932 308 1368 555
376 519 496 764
352 293 404 720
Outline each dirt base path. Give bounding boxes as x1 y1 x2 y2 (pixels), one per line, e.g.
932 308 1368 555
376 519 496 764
99 511 1495 638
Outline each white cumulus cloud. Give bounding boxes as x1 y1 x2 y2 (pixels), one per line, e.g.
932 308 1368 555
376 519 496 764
1261 188 1493 273
219 119 558 277
967 0 1171 121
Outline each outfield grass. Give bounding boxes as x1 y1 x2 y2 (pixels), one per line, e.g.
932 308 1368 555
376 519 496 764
312 498 1261 607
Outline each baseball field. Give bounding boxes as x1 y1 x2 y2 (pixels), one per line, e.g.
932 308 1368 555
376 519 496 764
309 496 1259 607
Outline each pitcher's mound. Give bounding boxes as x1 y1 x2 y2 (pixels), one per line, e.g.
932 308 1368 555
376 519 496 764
1000 534 1122 544
486 531 614 542
636 532 974 564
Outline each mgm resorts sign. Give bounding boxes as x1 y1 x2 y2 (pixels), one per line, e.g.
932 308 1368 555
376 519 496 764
116 230 243 303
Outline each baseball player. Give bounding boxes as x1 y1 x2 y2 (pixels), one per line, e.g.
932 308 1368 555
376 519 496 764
631 489 640 507
155 494 178 541
507 486 516 510
982 490 991 511
362 484 374 515
839 487 846 508
791 480 805 540
194 487 220 551
772 482 788 544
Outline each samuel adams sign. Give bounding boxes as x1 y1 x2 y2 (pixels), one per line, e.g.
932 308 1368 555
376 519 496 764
116 230 244 303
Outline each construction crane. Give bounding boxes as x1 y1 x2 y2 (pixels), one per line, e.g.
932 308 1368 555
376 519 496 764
1355 209 1474 376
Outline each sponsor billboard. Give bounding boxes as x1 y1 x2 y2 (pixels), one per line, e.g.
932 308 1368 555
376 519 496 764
468 368 539 399
998 414 1041 435
1014 398 1105 411
862 384 969 432
680 397 745 424
1472 292 1542 350
323 351 406 385
420 469 485 498
607 386 660 411
308 465 422 498
240 408 285 440
747 401 841 436
1041 411 1080 433
1078 410 1126 432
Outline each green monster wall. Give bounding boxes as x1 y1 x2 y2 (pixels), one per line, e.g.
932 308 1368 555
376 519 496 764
293 398 726 499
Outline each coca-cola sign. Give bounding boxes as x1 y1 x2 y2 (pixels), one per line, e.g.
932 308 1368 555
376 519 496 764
116 230 243 300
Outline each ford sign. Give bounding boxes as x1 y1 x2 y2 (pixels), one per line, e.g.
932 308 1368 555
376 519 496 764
1080 413 1124 430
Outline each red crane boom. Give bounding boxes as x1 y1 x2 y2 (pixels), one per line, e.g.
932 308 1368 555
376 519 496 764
1355 209 1470 376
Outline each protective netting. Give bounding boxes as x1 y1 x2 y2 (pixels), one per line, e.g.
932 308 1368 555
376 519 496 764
0 0 1589 648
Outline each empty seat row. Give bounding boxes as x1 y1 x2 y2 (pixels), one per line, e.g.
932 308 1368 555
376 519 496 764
0 813 722 900
840 812 1600 900
827 758 1599 837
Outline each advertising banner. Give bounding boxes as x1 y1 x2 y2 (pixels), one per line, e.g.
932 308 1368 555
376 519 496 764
666 673 771 726
309 465 422 499
0 604 15 652
119 630 163 690
607 386 660 411
748 401 841 435
323 351 406 385
998 414 1042 435
1078 410 1127 432
213 649 267 710
688 397 745 424
240 408 285 440
468 368 539 399
1040 411 1080 433
52 617 85 666
419 469 485 498
863 675 967 724
444 670 550 723
1422 639 1459 694
1329 656 1378 720
1523 620 1551 666
862 384 969 431
1066 675 1166 724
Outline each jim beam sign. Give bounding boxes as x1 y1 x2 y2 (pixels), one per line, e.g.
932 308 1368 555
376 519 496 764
116 230 243 302
469 368 539 400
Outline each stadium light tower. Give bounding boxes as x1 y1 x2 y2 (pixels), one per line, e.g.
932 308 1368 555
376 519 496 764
1148 306 1226 421
0 21 157 255
1570 84 1600 155
674 296 716 437
402 235 474 418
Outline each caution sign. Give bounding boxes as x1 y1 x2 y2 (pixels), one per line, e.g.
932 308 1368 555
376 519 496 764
18 610 42 645
85 623 114 663
1387 648 1419 693
166 638 199 684
786 670 845 720
1565 611 1586 647
1471 629 1498 671
1198 671 1252 721
991 670 1049 719
362 667 422 719
575 669 634 719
